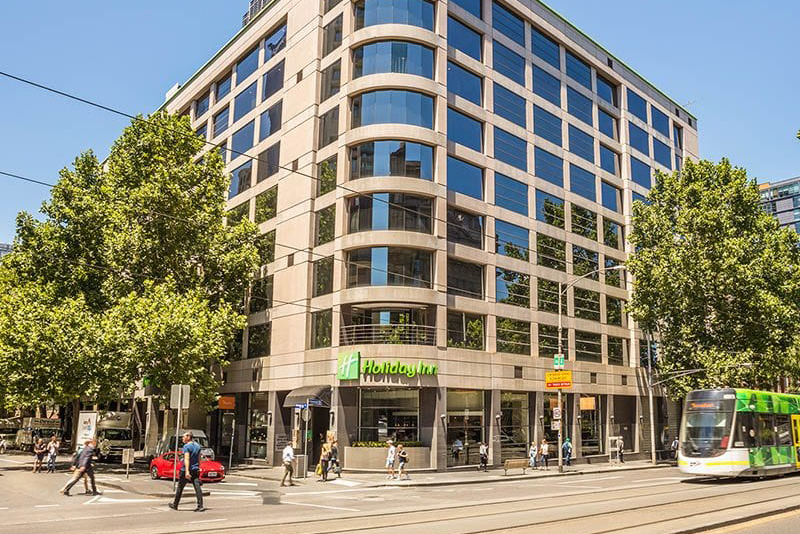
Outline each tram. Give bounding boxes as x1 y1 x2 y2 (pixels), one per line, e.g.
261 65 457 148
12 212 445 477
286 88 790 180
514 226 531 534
678 388 800 477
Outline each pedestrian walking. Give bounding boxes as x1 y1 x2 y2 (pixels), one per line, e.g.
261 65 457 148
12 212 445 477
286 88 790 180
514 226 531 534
318 442 331 482
46 435 60 473
397 444 409 480
670 436 680 460
281 443 295 487
385 439 396 479
616 436 625 463
562 438 573 467
528 441 538 469
168 432 205 512
32 438 46 473
478 442 489 472
328 440 341 478
60 439 100 496
540 439 550 470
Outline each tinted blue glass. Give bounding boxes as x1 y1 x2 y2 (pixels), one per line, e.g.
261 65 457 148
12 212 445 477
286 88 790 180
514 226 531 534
196 93 209 117
493 41 525 86
264 24 287 61
570 164 595 201
535 147 563 187
493 83 526 127
231 120 255 155
569 125 594 163
536 190 564 224
451 0 481 17
492 2 524 46
356 0 435 31
651 106 670 137
533 65 560 106
596 75 617 106
353 90 434 128
598 109 616 139
234 82 258 123
262 60 285 101
601 182 620 212
448 17 482 60
214 106 230 138
354 41 434 79
567 86 593 126
566 52 591 90
599 145 618 175
532 28 559 69
216 75 232 100
632 191 649 205
229 161 253 199
447 156 483 199
259 101 282 140
494 127 527 171
627 89 648 122
628 122 649 156
351 140 433 179
448 62 482 105
673 124 683 149
630 156 651 189
653 138 672 169
448 108 483 152
534 105 562 146
236 47 259 85
496 219 529 260
496 173 528 215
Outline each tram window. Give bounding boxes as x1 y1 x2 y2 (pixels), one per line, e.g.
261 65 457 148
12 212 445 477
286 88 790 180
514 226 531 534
776 414 792 446
756 413 777 447
734 412 756 448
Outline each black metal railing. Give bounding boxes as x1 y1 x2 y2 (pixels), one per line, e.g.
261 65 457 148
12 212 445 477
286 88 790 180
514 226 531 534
340 324 436 346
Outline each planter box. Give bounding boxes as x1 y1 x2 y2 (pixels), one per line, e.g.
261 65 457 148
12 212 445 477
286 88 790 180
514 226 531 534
344 446 431 469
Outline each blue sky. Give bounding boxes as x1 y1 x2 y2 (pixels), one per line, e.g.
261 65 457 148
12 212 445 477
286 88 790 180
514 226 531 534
0 1 798 243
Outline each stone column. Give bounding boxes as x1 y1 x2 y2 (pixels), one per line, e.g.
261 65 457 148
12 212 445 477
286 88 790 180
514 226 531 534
488 389 502 466
433 387 448 471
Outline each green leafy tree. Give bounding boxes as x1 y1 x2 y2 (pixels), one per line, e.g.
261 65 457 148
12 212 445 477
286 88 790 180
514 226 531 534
627 159 800 397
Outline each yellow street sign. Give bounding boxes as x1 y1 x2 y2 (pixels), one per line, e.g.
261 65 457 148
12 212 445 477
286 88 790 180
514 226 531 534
545 370 572 389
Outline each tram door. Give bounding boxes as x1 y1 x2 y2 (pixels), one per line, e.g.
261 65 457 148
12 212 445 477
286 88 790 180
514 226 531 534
791 415 800 468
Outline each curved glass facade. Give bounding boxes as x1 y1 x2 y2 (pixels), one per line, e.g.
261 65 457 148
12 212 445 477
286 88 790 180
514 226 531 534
347 247 432 288
354 0 435 31
349 140 433 180
352 90 434 129
353 41 434 79
348 193 433 233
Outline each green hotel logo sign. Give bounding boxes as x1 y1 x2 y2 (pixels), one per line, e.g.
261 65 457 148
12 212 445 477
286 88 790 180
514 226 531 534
337 352 437 380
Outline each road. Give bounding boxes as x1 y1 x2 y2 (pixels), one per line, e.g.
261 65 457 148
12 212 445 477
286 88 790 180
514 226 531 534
2 455 800 533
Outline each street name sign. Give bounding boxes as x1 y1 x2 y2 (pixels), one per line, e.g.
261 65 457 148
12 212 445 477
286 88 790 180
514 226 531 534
545 370 572 389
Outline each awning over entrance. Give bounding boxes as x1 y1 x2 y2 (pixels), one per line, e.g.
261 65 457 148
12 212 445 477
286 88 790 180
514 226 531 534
283 386 331 408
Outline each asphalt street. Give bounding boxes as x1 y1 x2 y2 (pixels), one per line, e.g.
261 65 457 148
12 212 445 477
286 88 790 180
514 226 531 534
2 454 800 534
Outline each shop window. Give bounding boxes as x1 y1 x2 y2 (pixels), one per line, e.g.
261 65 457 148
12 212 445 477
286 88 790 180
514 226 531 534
543 392 570 443
580 394 605 454
447 389 485 466
500 391 529 461
359 389 420 443
247 393 269 458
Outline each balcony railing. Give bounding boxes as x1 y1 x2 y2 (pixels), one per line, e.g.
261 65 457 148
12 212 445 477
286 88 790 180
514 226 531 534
340 324 436 346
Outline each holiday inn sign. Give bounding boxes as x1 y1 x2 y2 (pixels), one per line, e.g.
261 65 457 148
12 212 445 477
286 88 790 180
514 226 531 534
337 352 438 380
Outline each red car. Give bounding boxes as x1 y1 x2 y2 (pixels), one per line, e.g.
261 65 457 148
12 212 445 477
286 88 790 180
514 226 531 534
149 451 225 482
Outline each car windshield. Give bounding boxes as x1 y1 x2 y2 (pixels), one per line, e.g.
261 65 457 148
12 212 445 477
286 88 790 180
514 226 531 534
682 411 732 457
102 429 131 441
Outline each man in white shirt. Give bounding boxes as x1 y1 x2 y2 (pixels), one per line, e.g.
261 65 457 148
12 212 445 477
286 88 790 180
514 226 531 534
385 440 396 479
281 444 296 487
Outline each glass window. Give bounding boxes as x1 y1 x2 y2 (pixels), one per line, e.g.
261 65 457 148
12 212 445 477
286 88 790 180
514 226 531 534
448 17 482 61
216 74 232 100
575 330 601 362
492 1 524 45
534 105 562 146
451 0 481 17
532 65 561 106
531 27 560 69
493 41 525 86
324 0 342 13
234 82 258 122
247 323 271 358
264 24 287 61
572 245 598 279
599 145 619 176
603 218 621 249
569 126 594 164
537 279 566 315
347 247 432 287
496 219 529 260
354 0 435 31
604 257 623 288
570 164 595 201
535 147 563 187
607 336 624 364
653 138 672 169
606 298 623 327
356 41 435 79
495 173 528 215
571 204 597 240
352 90 434 128
497 318 531 355
596 75 617 106
565 51 591 90
598 109 617 139
348 193 432 233
601 182 621 212
255 185 278 224
322 14 343 56
256 143 280 183
320 60 342 102
196 123 207 141
195 92 209 118
236 46 259 85
567 86 593 126
311 309 333 349
350 140 434 180
537 233 566 271
629 122 649 156
318 106 339 148
259 101 282 141
447 312 485 350
493 82 525 127
313 256 334 296
494 127 527 171
448 258 484 299
448 108 483 152
630 156 651 189
673 124 683 150
536 190 564 228
651 106 670 137
318 155 337 196
574 287 600 321
359 389 420 443
315 205 336 246
538 325 568 358
496 268 530 307
627 88 648 122
227 201 249 225
448 206 483 249
231 120 255 156
258 230 276 265
448 62 482 105
214 106 230 138
249 275 273 313
263 60 285 101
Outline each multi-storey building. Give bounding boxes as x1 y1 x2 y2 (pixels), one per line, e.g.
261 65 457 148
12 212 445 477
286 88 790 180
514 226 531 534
760 177 800 233
0 243 11 258
160 0 698 468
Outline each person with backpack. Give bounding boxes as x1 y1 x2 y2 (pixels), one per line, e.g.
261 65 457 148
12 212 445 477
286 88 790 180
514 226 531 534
562 438 573 467
328 440 341 478
396 443 409 480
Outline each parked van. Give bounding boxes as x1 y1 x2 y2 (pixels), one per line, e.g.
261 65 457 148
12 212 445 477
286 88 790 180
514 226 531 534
96 411 133 462
16 418 62 451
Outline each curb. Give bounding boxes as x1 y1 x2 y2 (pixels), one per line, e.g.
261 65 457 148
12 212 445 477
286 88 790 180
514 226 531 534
673 504 800 534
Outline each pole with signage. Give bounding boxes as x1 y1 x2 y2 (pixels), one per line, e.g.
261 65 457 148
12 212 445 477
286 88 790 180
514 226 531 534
557 281 565 473
170 384 190 490
218 395 236 473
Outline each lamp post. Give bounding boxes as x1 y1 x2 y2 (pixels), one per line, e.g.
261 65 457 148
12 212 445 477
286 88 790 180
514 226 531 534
557 264 625 473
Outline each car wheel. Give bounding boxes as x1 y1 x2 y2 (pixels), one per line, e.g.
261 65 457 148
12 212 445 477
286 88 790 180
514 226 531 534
150 466 160 480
